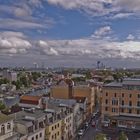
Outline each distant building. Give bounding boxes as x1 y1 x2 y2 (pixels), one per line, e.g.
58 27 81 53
0 113 14 140
3 70 17 82
101 78 140 130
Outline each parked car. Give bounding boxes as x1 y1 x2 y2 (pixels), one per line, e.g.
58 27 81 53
103 123 109 128
85 122 89 128
133 130 140 133
106 137 112 140
78 129 84 136
92 113 96 118
92 121 96 127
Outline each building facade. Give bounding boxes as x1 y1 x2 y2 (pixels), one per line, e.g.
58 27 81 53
51 79 95 116
101 78 140 130
0 113 14 140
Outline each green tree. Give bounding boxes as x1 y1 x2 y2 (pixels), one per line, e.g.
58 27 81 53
0 78 10 85
95 133 106 140
12 80 22 90
20 76 28 87
31 72 41 81
118 132 128 140
0 101 6 110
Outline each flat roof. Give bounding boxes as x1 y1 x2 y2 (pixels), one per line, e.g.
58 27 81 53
104 82 122 88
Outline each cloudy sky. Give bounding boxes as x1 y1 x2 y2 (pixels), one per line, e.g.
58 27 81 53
0 0 140 68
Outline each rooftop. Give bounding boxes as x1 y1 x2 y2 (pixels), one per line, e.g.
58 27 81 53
104 82 122 88
104 78 140 88
0 113 13 124
20 95 42 101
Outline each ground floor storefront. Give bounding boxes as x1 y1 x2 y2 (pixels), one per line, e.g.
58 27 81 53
109 115 140 130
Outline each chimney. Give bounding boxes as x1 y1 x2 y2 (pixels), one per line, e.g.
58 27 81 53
68 80 74 98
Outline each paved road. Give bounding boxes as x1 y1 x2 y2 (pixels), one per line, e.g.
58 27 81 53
79 125 140 140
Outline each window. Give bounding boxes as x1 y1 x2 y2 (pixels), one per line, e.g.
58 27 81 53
55 133 56 139
129 94 132 98
129 101 132 106
36 135 38 140
112 100 118 105
112 108 115 112
39 133 42 138
55 125 56 129
122 93 124 97
138 94 140 98
137 101 140 106
32 137 34 140
1 125 5 135
128 109 132 113
105 99 108 104
7 123 11 130
106 92 108 96
58 131 59 136
52 135 54 139
57 123 59 128
121 108 124 113
52 126 54 130
114 93 117 97
137 110 140 114
105 107 108 111
122 100 124 105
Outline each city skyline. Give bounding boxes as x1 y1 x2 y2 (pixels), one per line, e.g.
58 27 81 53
0 0 140 68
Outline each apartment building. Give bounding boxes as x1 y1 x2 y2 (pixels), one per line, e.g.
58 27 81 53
44 101 74 140
73 85 95 115
11 109 46 140
46 97 83 132
51 78 95 116
101 78 140 130
44 104 62 140
0 113 14 140
61 106 73 140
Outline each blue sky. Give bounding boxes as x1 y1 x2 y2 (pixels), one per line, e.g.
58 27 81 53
0 0 140 68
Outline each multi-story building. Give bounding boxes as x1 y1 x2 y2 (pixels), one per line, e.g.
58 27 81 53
44 107 62 140
0 113 14 140
61 106 73 140
11 109 46 140
44 101 74 140
3 70 17 82
46 97 83 134
101 78 140 130
51 78 95 116
73 85 95 115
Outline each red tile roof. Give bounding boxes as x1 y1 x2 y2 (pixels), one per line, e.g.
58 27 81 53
20 95 42 105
